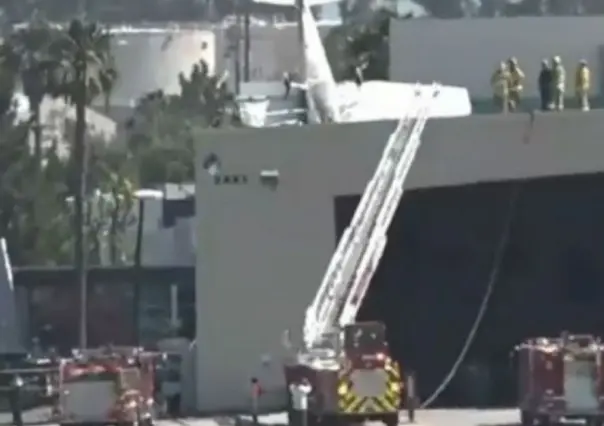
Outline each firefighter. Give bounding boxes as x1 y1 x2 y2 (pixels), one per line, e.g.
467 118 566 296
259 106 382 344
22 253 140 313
491 61 510 113
538 59 553 111
575 59 590 111
283 72 292 99
31 337 42 357
250 377 262 425
507 57 525 111
551 55 566 110
354 64 364 87
10 375 23 426
405 370 417 423
289 378 312 426
164 373 181 418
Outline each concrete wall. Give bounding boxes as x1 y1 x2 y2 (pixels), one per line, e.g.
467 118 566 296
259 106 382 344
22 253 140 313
389 17 604 98
194 109 604 411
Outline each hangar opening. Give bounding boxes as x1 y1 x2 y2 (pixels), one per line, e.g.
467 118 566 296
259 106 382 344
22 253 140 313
334 173 604 407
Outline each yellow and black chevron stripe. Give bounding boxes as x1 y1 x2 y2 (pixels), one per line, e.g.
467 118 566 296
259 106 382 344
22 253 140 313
381 358 402 412
337 359 402 414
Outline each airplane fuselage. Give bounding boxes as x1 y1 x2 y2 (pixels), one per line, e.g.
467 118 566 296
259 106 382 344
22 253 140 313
307 80 340 123
299 4 341 123
248 0 472 126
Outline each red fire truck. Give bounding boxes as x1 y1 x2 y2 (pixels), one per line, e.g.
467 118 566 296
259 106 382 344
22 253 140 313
53 347 158 426
284 322 402 426
515 333 604 426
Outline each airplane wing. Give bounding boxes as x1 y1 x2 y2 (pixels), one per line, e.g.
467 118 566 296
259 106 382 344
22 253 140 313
238 99 307 127
336 80 472 122
237 81 309 127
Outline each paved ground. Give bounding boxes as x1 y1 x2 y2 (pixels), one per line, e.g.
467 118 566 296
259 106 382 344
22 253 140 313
176 408 521 426
399 409 519 426
0 408 522 426
0 406 51 425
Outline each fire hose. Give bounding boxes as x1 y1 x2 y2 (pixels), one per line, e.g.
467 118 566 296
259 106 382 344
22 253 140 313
419 183 522 408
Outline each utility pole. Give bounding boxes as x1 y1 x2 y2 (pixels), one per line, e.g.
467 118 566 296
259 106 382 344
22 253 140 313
78 0 87 18
133 197 145 345
243 0 251 82
75 62 89 350
234 0 242 94
296 0 305 80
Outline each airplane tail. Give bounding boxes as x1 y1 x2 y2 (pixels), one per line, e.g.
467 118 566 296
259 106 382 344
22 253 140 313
253 0 340 124
252 0 338 6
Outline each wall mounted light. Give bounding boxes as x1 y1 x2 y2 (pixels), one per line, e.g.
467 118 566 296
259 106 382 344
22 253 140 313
260 169 280 188
202 153 221 177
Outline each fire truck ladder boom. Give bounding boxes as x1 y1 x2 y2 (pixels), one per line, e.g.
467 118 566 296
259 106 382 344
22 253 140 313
303 83 441 349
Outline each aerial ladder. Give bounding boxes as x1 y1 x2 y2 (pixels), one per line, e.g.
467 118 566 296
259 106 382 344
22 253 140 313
283 84 441 426
302 83 442 351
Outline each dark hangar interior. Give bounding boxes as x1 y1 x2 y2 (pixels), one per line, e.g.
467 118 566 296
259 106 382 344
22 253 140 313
335 172 604 406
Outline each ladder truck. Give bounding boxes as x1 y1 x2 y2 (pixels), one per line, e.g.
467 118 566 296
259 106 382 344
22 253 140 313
283 84 441 426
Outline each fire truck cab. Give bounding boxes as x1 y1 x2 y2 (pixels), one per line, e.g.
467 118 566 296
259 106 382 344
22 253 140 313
55 346 157 426
516 333 604 426
284 322 401 426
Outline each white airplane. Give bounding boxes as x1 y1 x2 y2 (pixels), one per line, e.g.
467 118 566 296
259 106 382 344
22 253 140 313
244 0 472 126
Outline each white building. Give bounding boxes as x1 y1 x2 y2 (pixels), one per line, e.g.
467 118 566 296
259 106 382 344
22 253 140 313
128 183 196 267
107 26 216 107
81 183 196 267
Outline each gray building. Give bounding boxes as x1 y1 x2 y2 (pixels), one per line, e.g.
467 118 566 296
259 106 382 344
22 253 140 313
194 109 604 411
389 17 604 100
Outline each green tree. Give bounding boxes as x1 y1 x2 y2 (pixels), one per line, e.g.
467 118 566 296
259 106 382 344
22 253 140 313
0 18 237 270
51 19 118 347
52 19 117 259
127 60 238 186
325 8 404 82
0 18 59 162
0 24 74 266
0 101 37 265
0 19 132 269
0 100 74 266
338 0 375 24
0 18 66 262
87 141 136 265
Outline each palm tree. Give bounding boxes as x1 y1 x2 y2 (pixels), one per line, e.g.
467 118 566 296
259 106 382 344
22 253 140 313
0 18 60 163
175 59 237 127
0 18 65 266
51 19 118 348
325 8 404 82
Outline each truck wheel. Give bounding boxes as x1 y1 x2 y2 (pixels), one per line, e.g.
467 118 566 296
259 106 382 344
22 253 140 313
520 411 534 426
140 417 154 426
287 409 301 426
537 415 550 426
307 413 319 426
384 413 399 426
